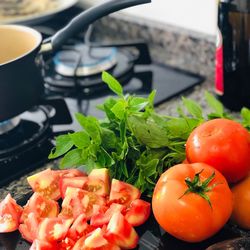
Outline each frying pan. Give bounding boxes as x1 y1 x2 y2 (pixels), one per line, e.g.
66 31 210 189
0 0 151 122
0 0 78 25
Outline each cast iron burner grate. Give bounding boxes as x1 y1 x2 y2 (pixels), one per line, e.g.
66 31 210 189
0 99 73 187
43 41 151 97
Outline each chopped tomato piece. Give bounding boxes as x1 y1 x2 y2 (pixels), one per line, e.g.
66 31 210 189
38 217 73 242
84 227 109 248
21 192 59 222
60 187 106 220
60 176 88 198
109 179 141 207
90 203 126 227
57 169 87 178
83 178 107 197
0 194 23 233
125 199 151 227
73 230 120 250
104 211 139 249
58 237 76 250
88 168 111 196
67 214 89 241
30 239 58 250
27 169 61 200
19 212 41 243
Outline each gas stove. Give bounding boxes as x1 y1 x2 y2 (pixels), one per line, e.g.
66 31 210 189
0 6 204 187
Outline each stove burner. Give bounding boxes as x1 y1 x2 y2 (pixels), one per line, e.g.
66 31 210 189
44 48 135 97
0 117 20 135
0 106 53 186
53 45 118 77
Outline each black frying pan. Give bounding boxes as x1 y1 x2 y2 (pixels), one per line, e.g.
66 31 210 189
0 0 151 122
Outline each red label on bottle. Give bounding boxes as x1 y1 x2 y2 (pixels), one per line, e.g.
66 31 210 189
215 29 224 95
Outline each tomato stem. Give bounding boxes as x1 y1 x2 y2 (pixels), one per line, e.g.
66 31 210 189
179 170 219 208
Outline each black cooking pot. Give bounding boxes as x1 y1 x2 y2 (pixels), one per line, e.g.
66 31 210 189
0 0 150 122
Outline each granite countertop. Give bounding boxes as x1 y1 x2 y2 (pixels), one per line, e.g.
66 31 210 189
0 12 216 202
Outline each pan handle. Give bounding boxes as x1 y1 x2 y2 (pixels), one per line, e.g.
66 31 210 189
40 0 151 53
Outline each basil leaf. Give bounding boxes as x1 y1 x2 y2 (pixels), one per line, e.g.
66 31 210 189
48 134 74 159
75 113 101 144
241 107 250 128
128 115 169 148
205 91 224 116
69 131 91 149
182 97 203 119
111 100 127 120
100 127 117 149
60 149 84 169
128 97 149 112
102 71 123 97
148 90 156 106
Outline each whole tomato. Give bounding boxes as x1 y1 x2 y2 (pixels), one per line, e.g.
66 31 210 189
231 174 250 230
152 163 233 243
186 118 250 183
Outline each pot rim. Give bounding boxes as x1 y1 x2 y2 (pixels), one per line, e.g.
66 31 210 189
0 24 42 66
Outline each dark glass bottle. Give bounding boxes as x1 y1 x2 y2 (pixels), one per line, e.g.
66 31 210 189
216 0 250 111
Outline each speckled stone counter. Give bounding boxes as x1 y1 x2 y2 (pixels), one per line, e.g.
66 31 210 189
0 13 217 202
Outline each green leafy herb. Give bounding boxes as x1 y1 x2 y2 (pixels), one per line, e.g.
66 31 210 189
49 72 250 195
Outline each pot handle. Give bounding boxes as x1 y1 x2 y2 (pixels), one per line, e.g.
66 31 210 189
40 0 151 53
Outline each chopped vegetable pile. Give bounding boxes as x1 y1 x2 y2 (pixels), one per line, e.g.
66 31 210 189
0 168 151 249
49 72 250 196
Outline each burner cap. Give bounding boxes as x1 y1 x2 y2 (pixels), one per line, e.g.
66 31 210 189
0 117 20 135
53 45 117 77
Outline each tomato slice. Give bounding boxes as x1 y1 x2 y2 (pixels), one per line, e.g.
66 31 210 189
90 203 126 227
27 169 61 200
21 192 59 222
30 239 58 250
109 179 141 207
19 212 41 243
60 187 106 220
60 176 88 199
84 227 109 248
124 199 151 227
0 194 23 233
73 228 121 250
67 214 89 241
104 211 139 249
83 178 107 197
38 217 73 242
88 168 111 196
57 169 87 178
58 236 76 250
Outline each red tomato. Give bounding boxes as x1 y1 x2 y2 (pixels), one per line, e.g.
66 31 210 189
230 174 250 230
104 211 139 249
30 239 58 250
59 176 88 198
27 169 61 200
109 179 141 207
90 203 126 227
186 118 250 183
38 217 73 242
19 212 41 243
152 163 233 242
0 194 23 233
21 192 59 222
125 199 151 227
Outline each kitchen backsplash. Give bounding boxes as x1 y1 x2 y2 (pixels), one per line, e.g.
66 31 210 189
91 13 216 81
